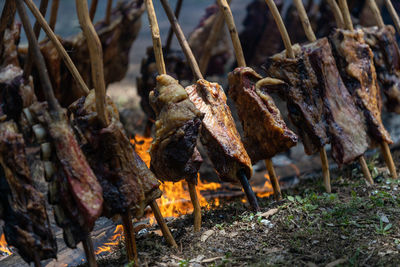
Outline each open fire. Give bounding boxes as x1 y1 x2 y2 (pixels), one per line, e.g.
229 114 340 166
0 233 12 257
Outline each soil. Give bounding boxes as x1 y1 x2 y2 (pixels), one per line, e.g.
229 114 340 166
77 149 400 267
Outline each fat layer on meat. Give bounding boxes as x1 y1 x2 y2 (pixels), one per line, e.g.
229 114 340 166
0 121 57 263
363 25 400 114
185 79 252 183
228 67 297 163
149 74 203 184
70 91 161 219
330 28 392 145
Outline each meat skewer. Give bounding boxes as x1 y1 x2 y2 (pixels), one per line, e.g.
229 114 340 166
294 0 375 184
333 0 396 179
15 0 103 266
264 0 332 191
217 0 298 201
49 0 59 31
145 0 204 231
160 0 260 211
384 0 400 34
74 0 177 257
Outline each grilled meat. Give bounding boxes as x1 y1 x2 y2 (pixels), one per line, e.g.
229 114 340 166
228 67 297 163
149 74 203 184
304 38 369 164
263 45 329 155
0 121 57 263
330 28 392 145
20 0 144 106
29 102 103 247
185 79 252 183
69 91 161 219
188 3 231 76
363 25 400 114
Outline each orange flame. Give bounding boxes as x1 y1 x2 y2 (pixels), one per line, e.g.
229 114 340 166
255 174 274 198
95 225 124 255
0 234 11 256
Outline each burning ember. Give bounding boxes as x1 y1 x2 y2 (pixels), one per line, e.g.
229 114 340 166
0 234 12 256
95 225 124 255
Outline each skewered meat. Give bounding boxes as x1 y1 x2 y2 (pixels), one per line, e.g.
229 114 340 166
330 28 393 145
19 0 144 106
239 0 284 68
29 102 103 247
149 74 203 184
188 3 231 76
185 79 252 183
0 120 57 263
228 67 298 163
0 22 20 68
137 47 192 121
69 91 161 219
304 38 368 164
363 25 400 113
263 45 329 155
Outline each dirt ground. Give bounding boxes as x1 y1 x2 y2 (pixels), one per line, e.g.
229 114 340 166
76 148 400 267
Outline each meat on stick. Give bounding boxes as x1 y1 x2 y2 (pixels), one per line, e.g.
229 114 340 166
265 0 333 191
160 0 260 211
216 0 296 200
292 0 374 186
145 0 203 231
15 0 102 266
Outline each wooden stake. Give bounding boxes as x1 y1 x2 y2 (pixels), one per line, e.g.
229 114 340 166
15 0 61 114
367 0 385 27
293 0 316 42
359 156 374 185
188 182 202 232
165 0 183 54
385 0 400 34
199 3 227 75
0 0 16 50
159 0 203 80
320 148 331 193
49 0 59 31
264 0 294 58
265 159 282 201
338 0 354 31
238 170 260 211
105 0 112 25
23 0 49 79
33 253 42 267
381 142 398 179
121 211 138 266
150 201 178 248
216 0 245 67
89 0 98 21
76 0 108 126
326 0 345 28
24 0 90 95
82 233 98 267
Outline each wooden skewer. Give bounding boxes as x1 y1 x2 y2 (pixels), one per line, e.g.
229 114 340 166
161 0 260 212
385 0 400 34
358 156 374 185
164 0 183 54
264 0 294 58
293 0 316 42
105 0 112 25
0 0 16 50
121 210 138 266
367 0 385 28
23 0 90 95
149 201 178 248
326 0 345 28
23 0 49 79
216 0 282 201
33 253 42 267
49 0 59 31
320 148 331 192
146 0 203 232
338 0 354 31
82 233 98 267
89 0 98 21
199 2 227 75
381 142 397 179
159 0 203 80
